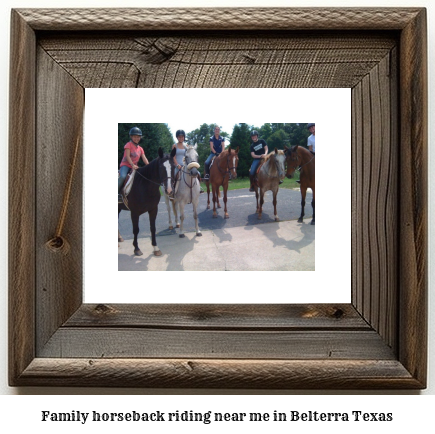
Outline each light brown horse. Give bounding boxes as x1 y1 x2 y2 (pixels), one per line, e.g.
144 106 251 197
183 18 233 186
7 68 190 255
254 148 286 221
284 145 315 225
205 147 239 218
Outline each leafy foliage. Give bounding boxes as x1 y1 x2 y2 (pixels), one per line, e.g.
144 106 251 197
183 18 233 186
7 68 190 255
118 123 313 178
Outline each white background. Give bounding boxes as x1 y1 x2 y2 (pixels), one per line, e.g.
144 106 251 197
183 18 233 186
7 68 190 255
85 88 351 304
0 0 434 421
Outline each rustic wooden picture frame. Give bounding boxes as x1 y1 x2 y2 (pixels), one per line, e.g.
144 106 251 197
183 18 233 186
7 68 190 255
9 8 427 389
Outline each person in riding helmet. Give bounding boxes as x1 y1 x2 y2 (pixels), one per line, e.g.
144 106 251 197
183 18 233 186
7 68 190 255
204 125 225 180
249 130 268 192
118 127 149 201
170 129 204 198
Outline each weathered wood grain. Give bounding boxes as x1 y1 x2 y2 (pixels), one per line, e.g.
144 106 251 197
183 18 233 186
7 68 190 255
35 47 84 353
65 304 369 329
17 358 420 389
8 10 36 387
38 33 396 88
16 8 422 31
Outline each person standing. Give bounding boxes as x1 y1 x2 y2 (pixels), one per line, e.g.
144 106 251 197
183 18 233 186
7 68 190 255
118 126 149 201
204 125 225 180
307 123 315 152
249 130 268 192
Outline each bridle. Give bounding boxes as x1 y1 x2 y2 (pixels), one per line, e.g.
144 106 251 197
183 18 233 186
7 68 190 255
262 154 284 179
216 151 238 179
135 157 175 192
285 149 314 174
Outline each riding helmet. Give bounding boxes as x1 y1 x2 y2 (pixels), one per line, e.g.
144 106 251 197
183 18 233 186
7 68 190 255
251 130 259 137
176 129 186 138
307 123 315 129
129 127 143 136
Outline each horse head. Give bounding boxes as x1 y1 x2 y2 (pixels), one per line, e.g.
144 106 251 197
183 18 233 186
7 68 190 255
158 147 176 195
284 145 299 179
184 145 200 177
227 146 239 180
274 148 286 181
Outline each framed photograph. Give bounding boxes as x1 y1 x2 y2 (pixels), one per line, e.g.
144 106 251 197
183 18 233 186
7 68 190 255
9 8 427 388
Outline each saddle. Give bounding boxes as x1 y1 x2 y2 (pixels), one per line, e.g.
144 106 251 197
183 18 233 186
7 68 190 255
118 169 136 207
209 153 220 171
253 161 265 187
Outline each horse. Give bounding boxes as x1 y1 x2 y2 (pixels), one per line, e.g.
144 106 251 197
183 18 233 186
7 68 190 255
118 147 176 256
254 148 286 221
205 147 239 218
284 145 315 225
162 144 203 238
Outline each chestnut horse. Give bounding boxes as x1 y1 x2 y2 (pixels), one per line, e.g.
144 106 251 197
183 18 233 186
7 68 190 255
254 148 286 221
284 145 315 225
205 147 239 218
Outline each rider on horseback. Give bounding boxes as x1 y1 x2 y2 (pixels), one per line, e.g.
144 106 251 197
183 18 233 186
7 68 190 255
118 127 149 202
204 125 225 180
249 130 268 192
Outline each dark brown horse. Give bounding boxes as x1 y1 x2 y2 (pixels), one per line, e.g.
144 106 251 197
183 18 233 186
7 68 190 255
284 145 315 225
118 147 176 256
205 147 239 218
254 148 286 221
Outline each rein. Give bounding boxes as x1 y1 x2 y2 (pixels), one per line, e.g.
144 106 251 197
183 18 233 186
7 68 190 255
135 160 174 189
262 156 282 179
217 152 237 178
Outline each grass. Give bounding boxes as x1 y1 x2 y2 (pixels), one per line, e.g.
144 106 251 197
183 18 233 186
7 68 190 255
200 176 301 191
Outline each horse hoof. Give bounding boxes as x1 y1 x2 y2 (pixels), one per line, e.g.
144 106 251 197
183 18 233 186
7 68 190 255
134 249 143 256
258 215 262 220
275 217 279 222
154 250 162 256
298 218 303 223
169 226 173 230
217 205 221 209
224 214 229 219
176 224 180 228
118 237 124 242
196 232 202 237
311 220 315 225
179 234 185 238
207 205 210 209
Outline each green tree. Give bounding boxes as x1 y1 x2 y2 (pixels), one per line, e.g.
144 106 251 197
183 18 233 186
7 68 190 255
230 123 252 178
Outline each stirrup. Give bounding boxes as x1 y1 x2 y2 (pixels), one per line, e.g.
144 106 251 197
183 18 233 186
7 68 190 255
279 180 283 184
204 174 210 180
296 180 301 184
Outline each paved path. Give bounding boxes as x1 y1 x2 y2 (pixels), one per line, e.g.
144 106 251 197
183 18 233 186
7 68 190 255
118 187 314 272
118 187 313 239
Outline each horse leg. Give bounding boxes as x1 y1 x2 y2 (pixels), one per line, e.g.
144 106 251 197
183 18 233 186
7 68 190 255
222 184 229 218
149 207 162 256
172 198 180 228
131 212 142 256
118 208 124 242
212 185 218 218
193 198 202 236
311 188 315 225
178 202 186 238
206 181 211 210
163 191 174 230
217 188 221 208
258 189 264 220
298 186 307 223
255 188 260 214
273 188 279 222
